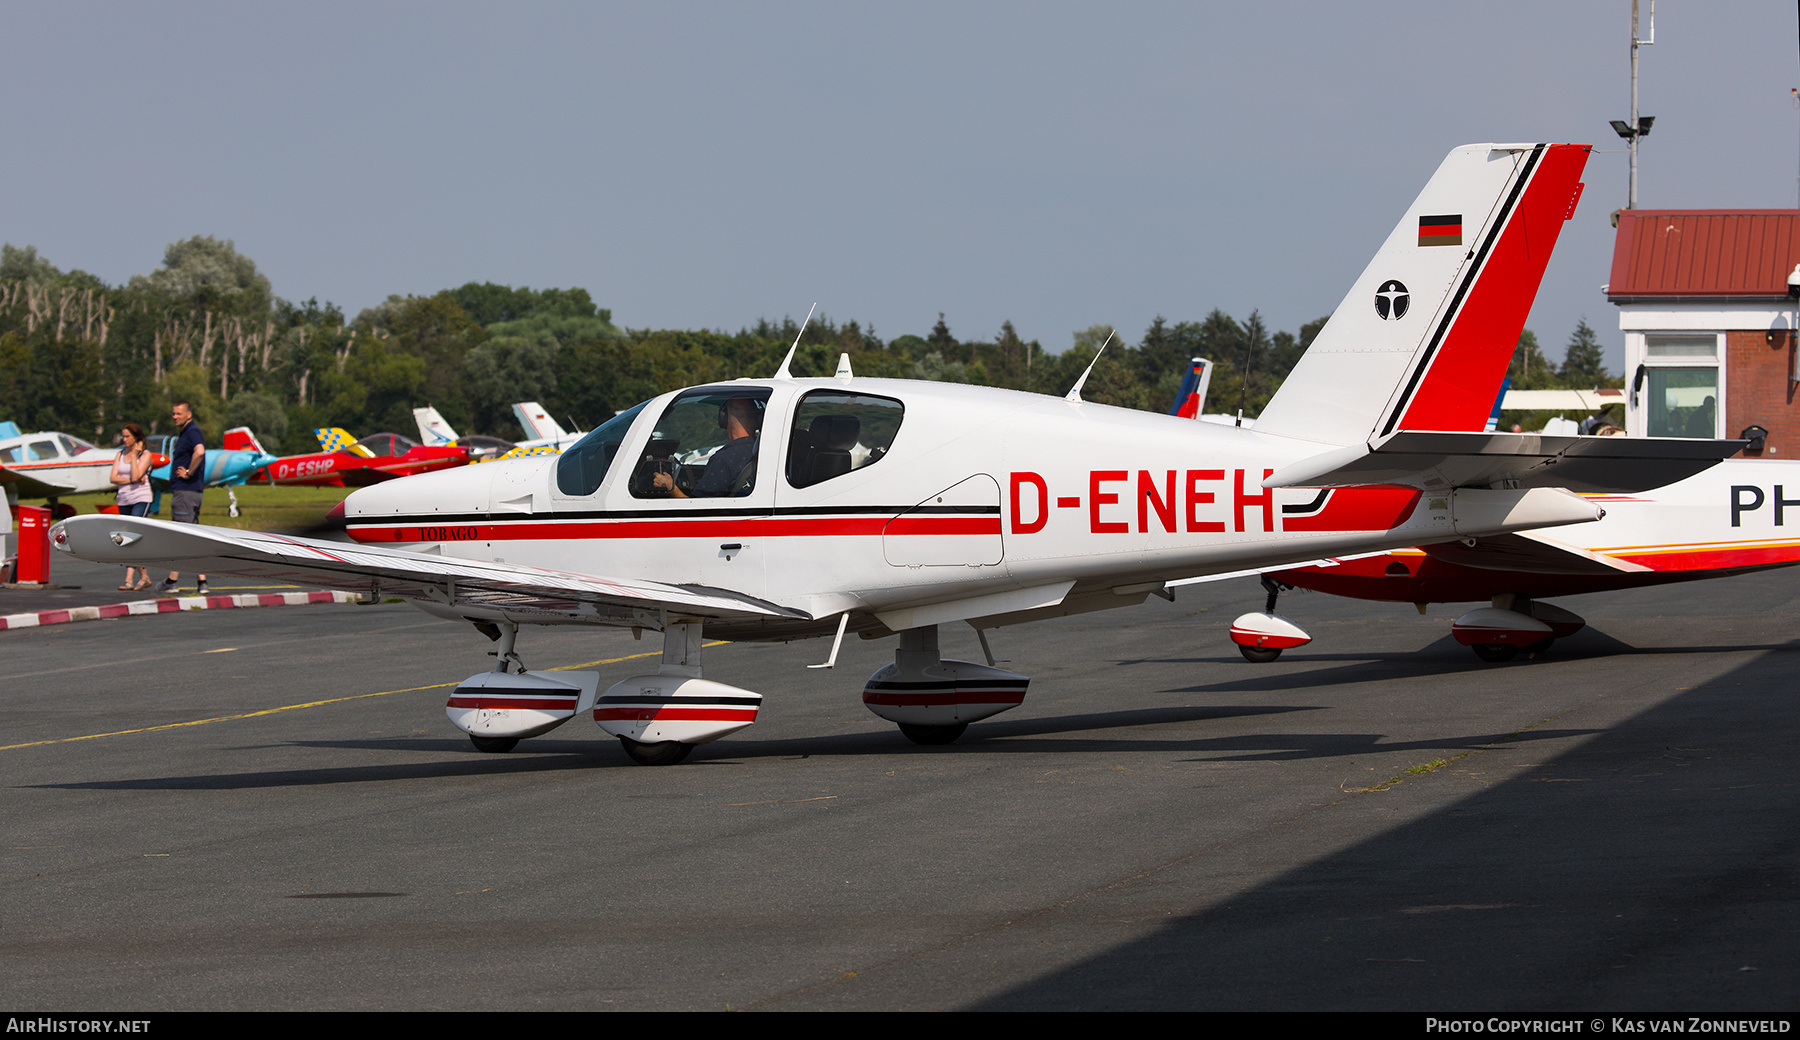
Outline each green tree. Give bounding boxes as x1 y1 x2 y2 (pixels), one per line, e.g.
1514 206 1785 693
128 236 271 317
1560 318 1607 386
223 391 288 445
0 244 63 284
1506 329 1558 390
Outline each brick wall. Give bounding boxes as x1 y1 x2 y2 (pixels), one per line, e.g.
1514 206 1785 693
1725 329 1797 456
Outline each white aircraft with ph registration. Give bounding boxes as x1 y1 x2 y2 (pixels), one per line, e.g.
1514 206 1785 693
51 142 1739 766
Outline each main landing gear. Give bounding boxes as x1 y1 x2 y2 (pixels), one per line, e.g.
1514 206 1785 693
441 618 1039 762
443 618 761 764
862 625 1029 746
1451 597 1585 662
1228 577 1312 662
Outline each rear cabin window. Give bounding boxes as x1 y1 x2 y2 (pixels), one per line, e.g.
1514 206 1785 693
629 387 773 499
556 400 649 497
785 391 904 489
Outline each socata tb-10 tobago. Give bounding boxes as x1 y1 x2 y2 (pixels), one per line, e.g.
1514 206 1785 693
53 142 1738 765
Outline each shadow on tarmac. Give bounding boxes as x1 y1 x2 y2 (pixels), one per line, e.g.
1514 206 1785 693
968 645 1800 1011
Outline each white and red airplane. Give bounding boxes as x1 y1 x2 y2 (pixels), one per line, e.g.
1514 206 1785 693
0 425 168 500
51 142 1737 765
1228 451 1800 663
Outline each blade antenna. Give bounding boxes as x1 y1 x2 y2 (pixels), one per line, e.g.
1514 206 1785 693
1063 328 1117 402
773 302 819 380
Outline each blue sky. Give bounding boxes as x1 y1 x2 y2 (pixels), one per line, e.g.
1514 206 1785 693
6 2 1795 374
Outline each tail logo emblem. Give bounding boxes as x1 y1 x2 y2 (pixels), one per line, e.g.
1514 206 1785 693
1374 280 1410 320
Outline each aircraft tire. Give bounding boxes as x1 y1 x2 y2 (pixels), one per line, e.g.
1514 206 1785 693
469 735 520 753
1471 643 1519 663
1238 645 1282 663
619 737 693 766
898 722 967 746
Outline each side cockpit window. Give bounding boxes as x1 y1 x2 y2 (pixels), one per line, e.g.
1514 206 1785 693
629 387 772 499
556 400 649 497
786 391 904 489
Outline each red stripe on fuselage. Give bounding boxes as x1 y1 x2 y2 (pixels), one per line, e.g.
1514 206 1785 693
348 514 1000 543
1395 144 1589 432
1281 486 1421 532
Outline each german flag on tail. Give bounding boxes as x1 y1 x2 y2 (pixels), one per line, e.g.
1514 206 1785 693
1418 214 1463 246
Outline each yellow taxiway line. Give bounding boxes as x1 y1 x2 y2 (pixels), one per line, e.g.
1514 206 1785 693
0 643 728 752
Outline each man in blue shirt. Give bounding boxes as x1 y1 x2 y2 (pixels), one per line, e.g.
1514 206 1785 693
156 400 209 595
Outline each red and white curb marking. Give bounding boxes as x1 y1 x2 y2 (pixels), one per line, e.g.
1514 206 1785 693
0 590 358 630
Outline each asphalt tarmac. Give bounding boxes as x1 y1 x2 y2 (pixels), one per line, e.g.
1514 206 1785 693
3 567 1798 1011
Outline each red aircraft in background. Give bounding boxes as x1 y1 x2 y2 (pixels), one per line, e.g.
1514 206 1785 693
256 428 468 488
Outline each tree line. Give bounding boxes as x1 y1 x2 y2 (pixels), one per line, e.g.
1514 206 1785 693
0 237 1618 454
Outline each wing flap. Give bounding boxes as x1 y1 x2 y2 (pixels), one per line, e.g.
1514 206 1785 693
51 515 808 624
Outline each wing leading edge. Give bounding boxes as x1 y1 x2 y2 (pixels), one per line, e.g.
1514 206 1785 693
50 515 809 626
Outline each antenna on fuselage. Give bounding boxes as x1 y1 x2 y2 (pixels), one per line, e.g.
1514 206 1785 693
1063 328 1117 403
772 302 819 380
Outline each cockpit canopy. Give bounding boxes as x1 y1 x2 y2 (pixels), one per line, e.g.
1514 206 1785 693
354 433 417 458
555 385 906 500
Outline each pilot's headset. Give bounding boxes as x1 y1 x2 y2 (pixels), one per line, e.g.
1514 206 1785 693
716 397 763 432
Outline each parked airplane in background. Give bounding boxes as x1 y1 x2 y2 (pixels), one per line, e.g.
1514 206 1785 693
1192 334 1785 665
1242 457 1800 662
57 142 1735 767
255 428 468 487
412 406 516 463
0 423 167 499
413 402 583 462
143 426 279 517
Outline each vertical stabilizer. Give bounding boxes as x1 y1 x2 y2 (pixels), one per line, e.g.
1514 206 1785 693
1255 143 1589 447
315 427 373 457
512 402 568 443
221 427 267 454
414 406 460 445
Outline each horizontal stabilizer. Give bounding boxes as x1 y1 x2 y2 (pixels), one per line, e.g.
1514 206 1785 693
1264 430 1740 494
1419 531 1653 575
51 515 809 626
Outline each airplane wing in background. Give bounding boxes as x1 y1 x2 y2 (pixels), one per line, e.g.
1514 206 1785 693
0 464 79 498
1416 531 1654 575
1264 430 1742 495
52 515 811 626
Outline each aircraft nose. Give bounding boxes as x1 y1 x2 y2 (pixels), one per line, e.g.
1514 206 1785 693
344 459 497 521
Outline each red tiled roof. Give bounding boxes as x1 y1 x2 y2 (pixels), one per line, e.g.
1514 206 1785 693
1608 210 1800 299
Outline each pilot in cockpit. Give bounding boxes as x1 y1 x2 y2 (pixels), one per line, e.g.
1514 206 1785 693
653 395 761 498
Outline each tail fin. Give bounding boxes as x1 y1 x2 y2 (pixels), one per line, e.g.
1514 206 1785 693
315 427 374 457
222 427 266 454
413 405 460 445
512 402 568 442
1169 358 1213 420
1255 143 1589 447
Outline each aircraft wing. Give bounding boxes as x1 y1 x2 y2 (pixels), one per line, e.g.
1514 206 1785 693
50 515 810 625
0 463 78 498
1263 431 1740 494
1416 531 1653 575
